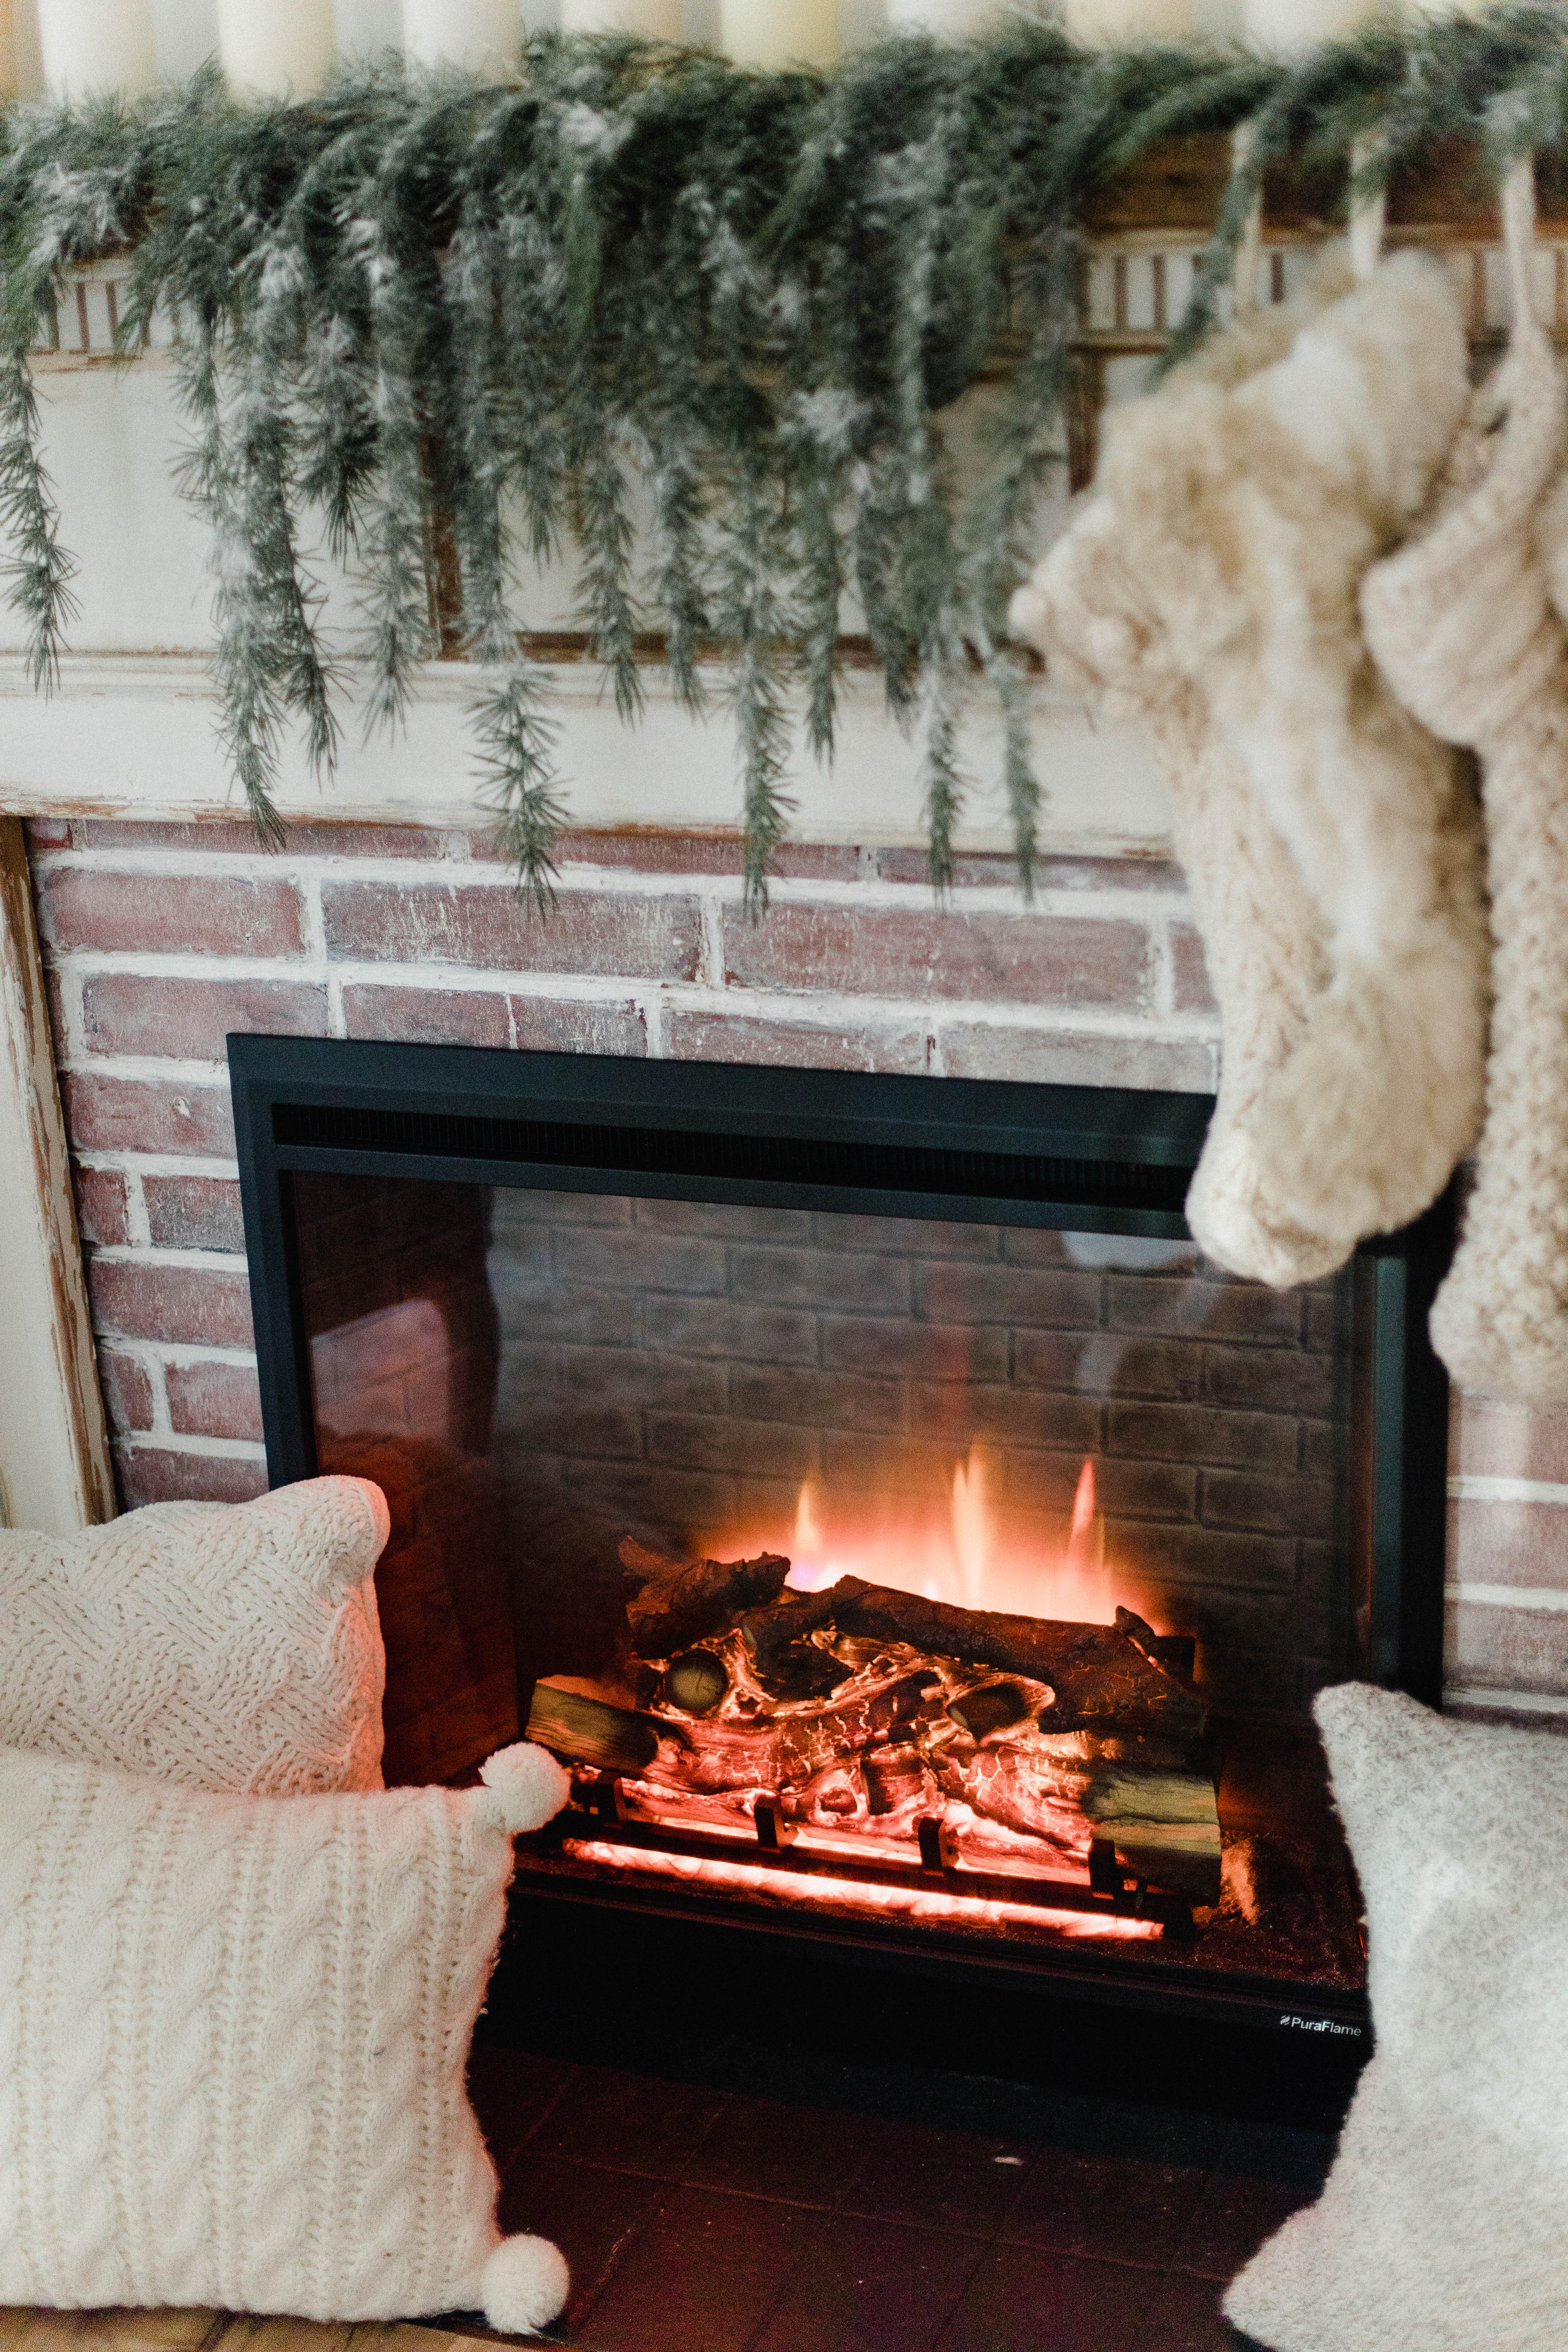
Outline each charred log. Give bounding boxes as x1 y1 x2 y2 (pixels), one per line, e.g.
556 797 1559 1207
619 1537 791 1658
863 1744 932 1815
740 1577 1203 1743
947 1681 1031 1740
525 1682 667 1774
1115 1604 1198 1685
751 1643 854 1702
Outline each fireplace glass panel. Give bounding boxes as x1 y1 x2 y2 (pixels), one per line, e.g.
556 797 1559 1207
294 1169 1366 2003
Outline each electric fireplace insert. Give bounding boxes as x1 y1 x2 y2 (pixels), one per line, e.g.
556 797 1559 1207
231 1037 1449 2044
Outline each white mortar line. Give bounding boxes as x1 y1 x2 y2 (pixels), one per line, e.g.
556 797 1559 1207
58 1053 235 1086
47 961 86 1061
33 844 1195 920
90 1243 250 1274
122 1168 152 1251
1445 1685 1568 1716
1448 1472 1568 1506
639 990 668 1059
111 1338 258 1370
1445 1581 1568 1612
55 986 1220 1052
1148 915 1175 1023
624 983 1218 1038
299 866 329 966
697 892 726 992
144 1357 173 1436
335 965 670 1005
56 949 332 981
75 1150 240 1179
325 965 348 1040
117 1430 267 1462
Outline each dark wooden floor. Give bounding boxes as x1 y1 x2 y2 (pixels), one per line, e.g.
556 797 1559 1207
464 2039 1331 2352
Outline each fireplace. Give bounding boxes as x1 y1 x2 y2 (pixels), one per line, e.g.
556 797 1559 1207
231 1035 1449 2046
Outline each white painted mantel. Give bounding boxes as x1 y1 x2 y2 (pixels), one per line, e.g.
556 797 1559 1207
0 654 1173 849
0 320 1173 850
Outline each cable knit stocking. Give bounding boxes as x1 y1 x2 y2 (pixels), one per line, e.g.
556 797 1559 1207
1099 251 1488 1252
1011 495 1342 1286
1362 187 1568 1399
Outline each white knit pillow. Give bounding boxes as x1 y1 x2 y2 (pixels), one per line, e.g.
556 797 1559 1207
0 1476 389 1794
0 1737 572 2333
1227 1685 1568 2352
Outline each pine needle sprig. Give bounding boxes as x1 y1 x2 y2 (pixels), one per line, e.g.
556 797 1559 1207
473 655 566 912
714 454 795 918
352 115 444 739
0 327 76 693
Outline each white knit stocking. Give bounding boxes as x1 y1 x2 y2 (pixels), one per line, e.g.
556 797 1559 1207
1099 251 1488 1253
1011 495 1341 1287
1363 166 1568 1400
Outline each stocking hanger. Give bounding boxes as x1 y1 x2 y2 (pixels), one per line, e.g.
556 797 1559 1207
1229 120 1261 317
1227 124 1389 309
1348 135 1540 325
1348 135 1386 284
1501 148 1541 334
1223 125 1536 324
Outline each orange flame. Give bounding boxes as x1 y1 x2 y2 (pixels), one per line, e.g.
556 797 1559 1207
716 1449 1123 1626
1070 1457 1096 1547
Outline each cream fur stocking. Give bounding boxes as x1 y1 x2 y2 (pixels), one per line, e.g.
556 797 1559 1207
1097 251 1488 1254
1362 169 1568 1401
1011 492 1341 1287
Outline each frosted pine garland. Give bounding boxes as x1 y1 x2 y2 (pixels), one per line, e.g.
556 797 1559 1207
0 14 1564 902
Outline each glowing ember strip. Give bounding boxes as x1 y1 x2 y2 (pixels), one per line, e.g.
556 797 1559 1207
565 1838 1161 1939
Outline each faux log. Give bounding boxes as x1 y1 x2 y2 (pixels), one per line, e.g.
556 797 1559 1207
525 1681 666 1774
1082 1765 1223 1908
738 1578 1203 1743
619 1537 791 1658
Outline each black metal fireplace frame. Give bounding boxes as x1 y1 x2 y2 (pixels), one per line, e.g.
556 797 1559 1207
229 1033 1452 2042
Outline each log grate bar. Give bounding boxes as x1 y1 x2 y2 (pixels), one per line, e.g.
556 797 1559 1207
552 1780 1195 1936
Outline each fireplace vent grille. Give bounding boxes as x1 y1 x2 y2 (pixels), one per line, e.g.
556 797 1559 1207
272 1100 1192 1212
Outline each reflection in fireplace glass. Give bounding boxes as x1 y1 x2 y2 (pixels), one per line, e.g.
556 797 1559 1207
294 1171 1365 1995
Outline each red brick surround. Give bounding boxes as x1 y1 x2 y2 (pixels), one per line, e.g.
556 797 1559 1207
23 812 1568 1728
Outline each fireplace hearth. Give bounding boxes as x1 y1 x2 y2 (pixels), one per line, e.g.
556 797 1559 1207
232 1038 1450 2049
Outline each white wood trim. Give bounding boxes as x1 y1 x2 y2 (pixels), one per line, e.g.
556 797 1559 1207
1446 1687 1568 1717
1447 1473 1568 1506
0 817 115 1531
1444 1582 1568 1614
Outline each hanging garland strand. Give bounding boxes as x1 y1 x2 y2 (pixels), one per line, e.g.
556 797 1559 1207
0 12 1563 903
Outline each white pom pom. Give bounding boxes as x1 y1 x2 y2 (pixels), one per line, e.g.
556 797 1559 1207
481 2232 570 2334
478 1741 571 1834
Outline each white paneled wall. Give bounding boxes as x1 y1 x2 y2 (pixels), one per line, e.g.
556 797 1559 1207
36 0 156 96
152 0 219 77
7 0 986 94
